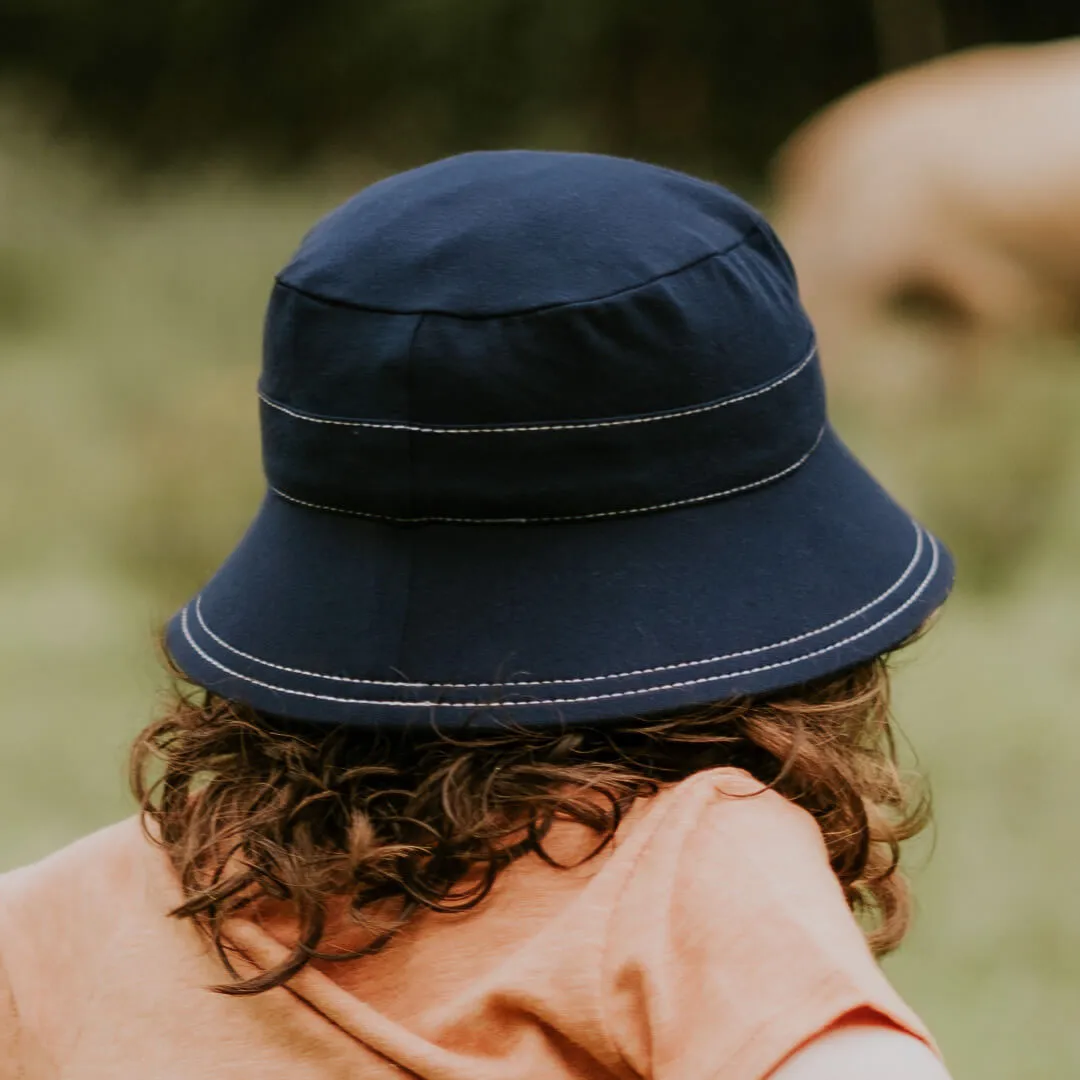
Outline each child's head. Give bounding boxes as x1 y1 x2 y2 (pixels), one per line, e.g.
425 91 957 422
136 151 951 994
134 648 925 995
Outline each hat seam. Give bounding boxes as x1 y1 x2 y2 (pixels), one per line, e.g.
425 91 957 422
264 423 825 525
257 343 817 435
191 520 924 689
392 313 423 678
273 229 760 321
176 533 940 709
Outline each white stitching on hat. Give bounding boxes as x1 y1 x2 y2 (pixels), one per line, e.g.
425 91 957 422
192 520 924 689
178 533 940 709
258 344 817 435
266 424 827 525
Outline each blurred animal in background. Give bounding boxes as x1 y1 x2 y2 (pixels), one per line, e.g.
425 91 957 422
769 38 1080 394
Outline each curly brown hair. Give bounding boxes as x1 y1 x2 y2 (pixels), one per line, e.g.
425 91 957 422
131 648 929 996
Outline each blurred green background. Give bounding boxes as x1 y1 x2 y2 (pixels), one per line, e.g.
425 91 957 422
2 3 1079 1077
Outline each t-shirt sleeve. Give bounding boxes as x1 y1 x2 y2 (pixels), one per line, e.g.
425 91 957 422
601 771 935 1080
0 925 21 1079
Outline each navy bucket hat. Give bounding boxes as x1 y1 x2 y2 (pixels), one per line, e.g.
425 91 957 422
167 150 953 728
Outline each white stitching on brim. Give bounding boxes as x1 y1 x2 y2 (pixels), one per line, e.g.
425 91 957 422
178 534 940 709
258 344 817 435
268 425 827 525
192 521 925 689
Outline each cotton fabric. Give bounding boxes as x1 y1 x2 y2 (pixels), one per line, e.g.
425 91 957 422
0 769 933 1079
166 151 953 729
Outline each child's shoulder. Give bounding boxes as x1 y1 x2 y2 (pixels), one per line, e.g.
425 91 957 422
0 817 150 905
0 818 170 975
633 766 823 851
607 765 833 910
602 768 923 1078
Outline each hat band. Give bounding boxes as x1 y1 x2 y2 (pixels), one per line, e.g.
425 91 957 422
260 345 825 523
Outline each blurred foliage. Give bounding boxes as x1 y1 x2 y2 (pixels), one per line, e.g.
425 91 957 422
1 2 1080 1065
829 339 1080 593
0 0 873 176
2 95 1080 1077
0 1 1074 177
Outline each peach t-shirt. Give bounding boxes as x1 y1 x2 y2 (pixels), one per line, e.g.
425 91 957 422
0 768 933 1079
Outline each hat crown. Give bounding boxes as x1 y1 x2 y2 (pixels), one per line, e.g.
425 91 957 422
283 150 761 318
169 153 952 728
258 151 823 523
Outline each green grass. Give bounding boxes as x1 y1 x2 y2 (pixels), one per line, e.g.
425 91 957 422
2 129 1079 1077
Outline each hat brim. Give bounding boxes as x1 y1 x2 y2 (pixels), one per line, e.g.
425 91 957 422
166 425 952 728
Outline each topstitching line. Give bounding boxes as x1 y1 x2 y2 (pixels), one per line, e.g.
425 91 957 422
178 533 941 709
257 344 817 435
191 520 924 689
266 423 826 525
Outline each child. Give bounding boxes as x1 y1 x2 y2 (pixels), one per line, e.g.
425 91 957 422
0 151 954 1079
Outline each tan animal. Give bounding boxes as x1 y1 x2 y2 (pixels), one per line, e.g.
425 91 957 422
770 39 1080 384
